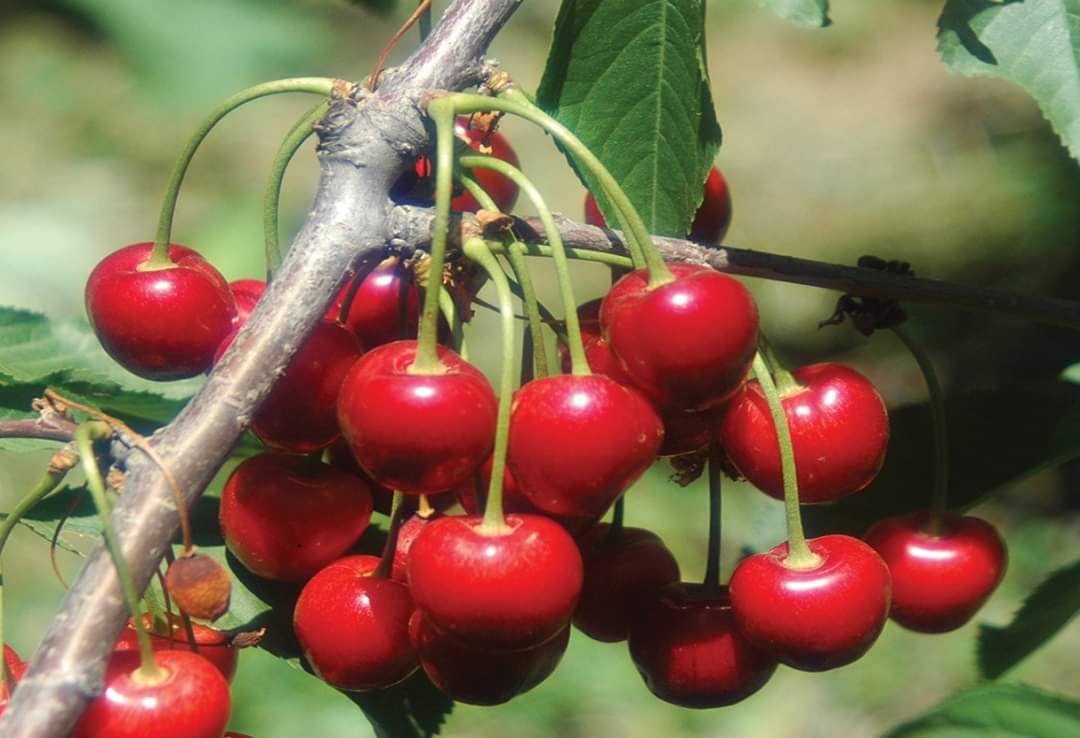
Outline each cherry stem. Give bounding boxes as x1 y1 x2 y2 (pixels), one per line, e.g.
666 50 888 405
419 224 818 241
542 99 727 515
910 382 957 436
750 353 820 569
503 242 553 379
459 154 589 376
418 494 435 519
148 77 336 268
375 491 406 579
437 286 467 359
368 0 433 91
160 548 198 654
757 334 801 395
606 497 625 544
264 101 328 278
893 325 949 535
703 442 724 592
487 239 633 270
462 237 515 533
411 98 457 373
75 421 162 681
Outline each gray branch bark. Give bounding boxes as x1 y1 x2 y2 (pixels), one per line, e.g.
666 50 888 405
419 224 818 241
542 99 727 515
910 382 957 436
0 2 522 736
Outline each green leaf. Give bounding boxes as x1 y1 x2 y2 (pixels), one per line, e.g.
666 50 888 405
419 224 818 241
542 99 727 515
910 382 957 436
537 0 723 237
880 683 1080 738
937 0 1080 161
978 559 1080 680
754 0 830 28
805 381 1080 536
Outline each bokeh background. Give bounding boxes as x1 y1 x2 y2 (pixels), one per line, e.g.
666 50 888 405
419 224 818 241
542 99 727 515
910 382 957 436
1 1 1078 736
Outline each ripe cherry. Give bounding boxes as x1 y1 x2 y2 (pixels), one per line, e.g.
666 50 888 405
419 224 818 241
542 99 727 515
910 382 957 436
0 645 26 716
115 615 239 682
71 650 230 738
336 341 497 494
719 363 890 503
573 524 680 642
600 262 758 411
407 514 583 648
85 242 236 380
557 300 635 387
629 584 776 708
865 512 1007 633
328 264 420 348
219 453 374 582
228 279 265 327
728 534 891 671
293 555 418 691
391 511 441 583
326 440 455 516
507 374 663 518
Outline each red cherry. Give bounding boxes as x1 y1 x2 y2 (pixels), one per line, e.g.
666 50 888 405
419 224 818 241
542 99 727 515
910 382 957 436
409 117 520 213
507 375 663 518
407 514 583 648
729 534 891 671
390 512 441 583
336 341 497 494
115 616 239 682
85 242 236 380
1 645 25 714
71 650 230 738
865 512 1007 633
227 279 265 327
557 300 636 387
719 363 890 503
293 555 418 691
600 263 758 411
219 453 374 582
325 440 455 516
629 584 776 708
410 612 569 706
573 524 680 642
327 265 421 348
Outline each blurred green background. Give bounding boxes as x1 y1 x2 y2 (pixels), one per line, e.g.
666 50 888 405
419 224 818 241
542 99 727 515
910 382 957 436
1 1 1078 736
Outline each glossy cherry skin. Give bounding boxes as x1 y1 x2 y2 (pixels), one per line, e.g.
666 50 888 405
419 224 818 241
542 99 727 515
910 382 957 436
410 613 569 706
600 262 758 411
71 649 231 738
114 615 238 682
0 645 25 714
507 375 664 518
85 242 237 380
557 300 636 387
294 555 418 691
573 524 680 642
219 453 374 582
409 117 520 213
390 512 440 583
719 362 890 503
228 279 265 327
729 534 891 671
407 514 583 648
629 583 776 708
865 512 1007 633
337 341 498 494
328 264 420 348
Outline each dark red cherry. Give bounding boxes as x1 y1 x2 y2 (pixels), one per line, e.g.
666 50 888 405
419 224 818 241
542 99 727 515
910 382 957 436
391 511 441 583
327 264 420 348
728 534 891 671
71 650 230 738
600 262 758 411
557 300 636 387
719 362 889 503
865 512 1007 633
325 440 455 516
410 612 569 706
629 584 776 708
293 555 418 691
115 615 239 682
573 524 680 642
219 453 374 582
507 374 663 518
407 514 583 648
336 341 497 494
85 242 236 380
228 279 265 326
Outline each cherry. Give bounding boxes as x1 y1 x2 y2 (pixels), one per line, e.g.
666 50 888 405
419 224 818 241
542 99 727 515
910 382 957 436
228 279 265 327
507 374 664 518
85 242 237 380
71 649 230 738
336 341 497 494
0 645 26 715
600 262 758 411
628 584 776 708
328 264 420 348
407 514 583 648
115 615 239 682
293 555 418 691
865 512 1007 633
573 524 680 642
219 453 374 582
728 534 891 671
391 511 441 583
719 362 890 503
326 440 456 516
410 612 569 706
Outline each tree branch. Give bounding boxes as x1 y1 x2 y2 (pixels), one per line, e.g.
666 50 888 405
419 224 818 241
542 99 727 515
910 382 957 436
0 2 522 736
0 419 77 445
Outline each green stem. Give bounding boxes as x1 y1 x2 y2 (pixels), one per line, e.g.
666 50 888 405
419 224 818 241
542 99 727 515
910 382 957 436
459 154 589 376
457 172 499 212
263 101 328 277
751 353 819 569
704 442 723 591
504 242 552 378
487 240 634 270
437 287 467 359
149 77 336 268
893 326 949 534
76 422 162 680
605 496 625 544
758 334 801 395
462 238 515 533
375 492 407 579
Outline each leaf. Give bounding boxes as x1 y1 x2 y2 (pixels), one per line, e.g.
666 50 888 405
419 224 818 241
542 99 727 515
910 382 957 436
937 0 1080 161
537 0 723 237
978 559 1080 679
754 0 831 28
805 381 1080 536
880 683 1080 738
346 672 453 738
